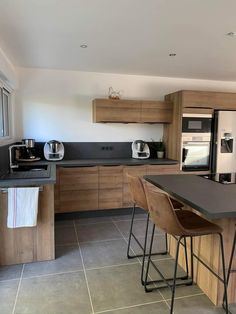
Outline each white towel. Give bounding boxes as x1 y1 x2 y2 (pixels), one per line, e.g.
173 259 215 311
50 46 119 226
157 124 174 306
7 187 39 228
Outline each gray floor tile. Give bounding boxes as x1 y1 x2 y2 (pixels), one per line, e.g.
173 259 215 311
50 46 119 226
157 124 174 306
114 219 164 238
81 239 135 269
87 263 163 312
144 258 187 283
0 264 23 281
104 301 170 314
161 284 203 300
76 216 112 225
111 212 148 222
0 279 19 314
127 234 168 259
76 222 122 242
167 294 225 314
55 225 77 245
15 272 92 314
23 245 83 278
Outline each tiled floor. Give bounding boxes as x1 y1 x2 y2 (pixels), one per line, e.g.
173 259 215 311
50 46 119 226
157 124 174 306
0 210 229 314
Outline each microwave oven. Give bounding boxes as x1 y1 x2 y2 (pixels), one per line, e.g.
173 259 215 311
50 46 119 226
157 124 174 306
182 113 212 133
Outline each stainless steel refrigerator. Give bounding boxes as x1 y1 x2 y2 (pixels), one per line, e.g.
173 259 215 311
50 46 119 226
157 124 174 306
212 110 236 173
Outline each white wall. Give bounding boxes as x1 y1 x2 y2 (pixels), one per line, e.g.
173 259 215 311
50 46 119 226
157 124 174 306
15 67 236 142
0 48 18 89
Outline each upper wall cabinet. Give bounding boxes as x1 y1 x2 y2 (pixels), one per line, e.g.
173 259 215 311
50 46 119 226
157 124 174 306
93 99 173 123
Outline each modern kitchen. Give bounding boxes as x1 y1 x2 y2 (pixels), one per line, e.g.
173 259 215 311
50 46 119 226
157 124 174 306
1 1 236 314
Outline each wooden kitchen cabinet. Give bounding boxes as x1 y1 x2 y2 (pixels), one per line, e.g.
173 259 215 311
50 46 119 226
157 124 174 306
146 164 180 175
54 163 180 213
141 101 173 123
93 98 173 123
93 99 141 123
0 185 54 265
59 166 98 212
98 165 123 209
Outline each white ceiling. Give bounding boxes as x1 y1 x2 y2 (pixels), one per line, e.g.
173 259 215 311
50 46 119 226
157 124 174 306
1 0 236 80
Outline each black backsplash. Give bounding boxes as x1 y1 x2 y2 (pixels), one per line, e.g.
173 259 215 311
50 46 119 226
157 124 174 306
36 142 159 160
0 144 10 171
0 142 160 170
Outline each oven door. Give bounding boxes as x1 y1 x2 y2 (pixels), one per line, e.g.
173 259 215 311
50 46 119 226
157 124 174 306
182 141 211 171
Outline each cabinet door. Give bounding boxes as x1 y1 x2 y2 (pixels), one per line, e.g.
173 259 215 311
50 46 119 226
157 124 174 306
141 101 173 123
146 164 180 175
98 166 123 209
123 165 147 207
59 166 98 212
60 166 98 191
93 99 141 123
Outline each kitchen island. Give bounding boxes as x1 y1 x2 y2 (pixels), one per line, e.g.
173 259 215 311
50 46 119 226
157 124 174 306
144 174 236 306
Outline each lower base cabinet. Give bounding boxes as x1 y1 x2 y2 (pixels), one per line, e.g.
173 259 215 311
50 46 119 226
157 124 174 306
0 185 54 266
54 163 179 213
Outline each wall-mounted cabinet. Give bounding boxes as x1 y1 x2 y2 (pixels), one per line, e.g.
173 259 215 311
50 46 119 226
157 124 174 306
93 99 173 123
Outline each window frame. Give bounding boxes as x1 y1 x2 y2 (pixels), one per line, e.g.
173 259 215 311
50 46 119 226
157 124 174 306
0 80 14 146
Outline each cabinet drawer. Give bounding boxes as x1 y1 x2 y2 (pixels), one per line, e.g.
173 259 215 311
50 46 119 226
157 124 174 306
99 166 123 189
60 166 98 191
146 164 180 175
99 188 123 209
60 190 98 212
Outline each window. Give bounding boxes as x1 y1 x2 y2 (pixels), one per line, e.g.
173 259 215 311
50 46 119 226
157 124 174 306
0 87 10 138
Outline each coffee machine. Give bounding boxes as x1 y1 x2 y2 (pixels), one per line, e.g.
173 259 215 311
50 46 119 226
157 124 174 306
44 140 64 161
16 139 41 161
132 140 150 159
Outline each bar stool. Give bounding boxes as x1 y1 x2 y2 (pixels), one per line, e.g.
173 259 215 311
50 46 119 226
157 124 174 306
144 186 229 314
126 174 187 285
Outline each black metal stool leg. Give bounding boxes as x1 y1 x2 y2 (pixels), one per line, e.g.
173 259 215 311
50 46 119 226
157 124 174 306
222 228 236 313
170 236 182 314
127 204 136 259
219 233 229 314
141 213 151 285
144 224 155 292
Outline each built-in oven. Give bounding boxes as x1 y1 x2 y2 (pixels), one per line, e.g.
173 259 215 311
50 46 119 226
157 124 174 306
182 135 211 171
181 114 212 171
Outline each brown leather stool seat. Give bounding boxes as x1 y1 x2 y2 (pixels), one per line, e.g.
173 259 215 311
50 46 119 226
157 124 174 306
143 186 228 314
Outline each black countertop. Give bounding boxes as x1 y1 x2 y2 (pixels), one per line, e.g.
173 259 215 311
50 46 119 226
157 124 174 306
54 158 178 167
144 174 236 220
0 158 178 188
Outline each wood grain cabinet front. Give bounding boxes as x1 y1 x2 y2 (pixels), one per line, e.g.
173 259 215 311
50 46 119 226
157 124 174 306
93 99 173 124
93 99 141 123
59 166 98 212
98 165 123 209
141 101 173 123
55 163 180 213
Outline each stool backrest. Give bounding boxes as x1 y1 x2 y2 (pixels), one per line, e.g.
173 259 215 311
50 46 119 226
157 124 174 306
127 174 148 211
144 185 185 236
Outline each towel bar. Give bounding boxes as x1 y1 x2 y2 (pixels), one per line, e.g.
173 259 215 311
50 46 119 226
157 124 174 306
0 186 44 193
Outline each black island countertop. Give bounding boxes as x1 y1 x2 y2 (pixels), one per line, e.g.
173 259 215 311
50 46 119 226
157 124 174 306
0 158 178 188
144 174 236 220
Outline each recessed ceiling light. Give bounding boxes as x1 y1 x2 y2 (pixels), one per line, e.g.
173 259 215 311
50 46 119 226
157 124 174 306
80 44 88 48
169 53 176 57
226 32 236 37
